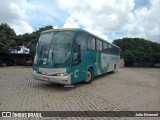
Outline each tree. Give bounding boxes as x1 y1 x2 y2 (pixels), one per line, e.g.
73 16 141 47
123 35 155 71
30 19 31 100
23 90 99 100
0 23 17 53
123 50 134 66
0 23 53 56
113 38 160 66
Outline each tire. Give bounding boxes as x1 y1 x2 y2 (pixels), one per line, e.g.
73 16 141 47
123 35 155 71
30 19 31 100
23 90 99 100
84 68 93 84
114 64 116 71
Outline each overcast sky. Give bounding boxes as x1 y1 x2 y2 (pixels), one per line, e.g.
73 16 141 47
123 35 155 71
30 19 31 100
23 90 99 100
0 0 159 43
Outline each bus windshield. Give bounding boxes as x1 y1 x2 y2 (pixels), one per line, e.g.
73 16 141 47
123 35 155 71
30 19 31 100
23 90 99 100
34 31 75 67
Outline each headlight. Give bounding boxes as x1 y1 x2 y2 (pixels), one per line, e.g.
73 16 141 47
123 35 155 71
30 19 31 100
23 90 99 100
33 70 37 73
56 73 68 76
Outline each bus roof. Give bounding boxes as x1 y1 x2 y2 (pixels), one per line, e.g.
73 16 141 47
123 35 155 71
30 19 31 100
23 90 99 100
43 28 77 33
43 28 120 48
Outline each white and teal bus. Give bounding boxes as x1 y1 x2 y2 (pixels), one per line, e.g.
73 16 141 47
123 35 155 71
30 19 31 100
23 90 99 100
33 28 120 85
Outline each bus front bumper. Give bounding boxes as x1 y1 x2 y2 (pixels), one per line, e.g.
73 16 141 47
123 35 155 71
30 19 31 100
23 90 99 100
33 72 71 85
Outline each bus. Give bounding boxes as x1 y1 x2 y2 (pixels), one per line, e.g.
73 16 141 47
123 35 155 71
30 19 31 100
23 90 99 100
33 28 120 85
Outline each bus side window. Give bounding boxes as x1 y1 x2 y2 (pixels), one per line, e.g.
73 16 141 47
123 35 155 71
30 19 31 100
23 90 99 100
73 32 86 65
108 44 111 54
88 35 96 50
96 39 102 51
103 42 108 53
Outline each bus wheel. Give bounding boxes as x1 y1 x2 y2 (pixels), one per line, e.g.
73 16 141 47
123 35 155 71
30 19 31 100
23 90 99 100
84 69 93 84
114 64 116 71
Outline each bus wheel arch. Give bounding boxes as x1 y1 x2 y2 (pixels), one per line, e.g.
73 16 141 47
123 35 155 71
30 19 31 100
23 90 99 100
84 67 94 84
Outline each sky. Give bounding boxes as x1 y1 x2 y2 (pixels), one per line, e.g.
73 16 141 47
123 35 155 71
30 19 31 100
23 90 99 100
0 0 159 43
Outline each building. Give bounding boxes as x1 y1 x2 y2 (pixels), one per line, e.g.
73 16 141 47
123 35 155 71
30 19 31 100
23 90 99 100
9 45 30 54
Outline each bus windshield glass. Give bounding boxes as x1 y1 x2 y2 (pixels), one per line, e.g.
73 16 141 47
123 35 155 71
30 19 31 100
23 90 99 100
35 31 75 66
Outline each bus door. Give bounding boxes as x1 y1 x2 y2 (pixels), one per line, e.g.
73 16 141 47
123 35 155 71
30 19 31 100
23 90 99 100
71 32 87 84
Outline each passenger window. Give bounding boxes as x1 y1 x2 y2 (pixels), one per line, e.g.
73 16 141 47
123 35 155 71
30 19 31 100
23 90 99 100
73 32 86 65
114 47 117 55
108 44 112 53
113 46 116 55
103 42 108 53
96 39 102 51
88 35 95 50
110 45 114 54
117 48 119 55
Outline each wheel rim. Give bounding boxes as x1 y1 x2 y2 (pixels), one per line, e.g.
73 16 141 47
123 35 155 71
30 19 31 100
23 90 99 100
86 71 91 82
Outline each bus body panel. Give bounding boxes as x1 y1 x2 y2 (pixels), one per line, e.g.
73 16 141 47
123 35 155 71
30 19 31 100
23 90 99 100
33 66 72 84
33 72 71 84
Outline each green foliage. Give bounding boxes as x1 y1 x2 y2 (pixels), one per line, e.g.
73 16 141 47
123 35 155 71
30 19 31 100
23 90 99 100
0 23 16 53
0 23 53 57
113 38 160 66
123 50 134 66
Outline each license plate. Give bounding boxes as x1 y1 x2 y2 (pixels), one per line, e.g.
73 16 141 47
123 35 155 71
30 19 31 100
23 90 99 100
42 77 49 81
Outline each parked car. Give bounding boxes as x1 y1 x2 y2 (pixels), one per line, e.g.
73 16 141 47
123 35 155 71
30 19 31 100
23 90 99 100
25 58 33 66
154 63 160 67
0 57 16 67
